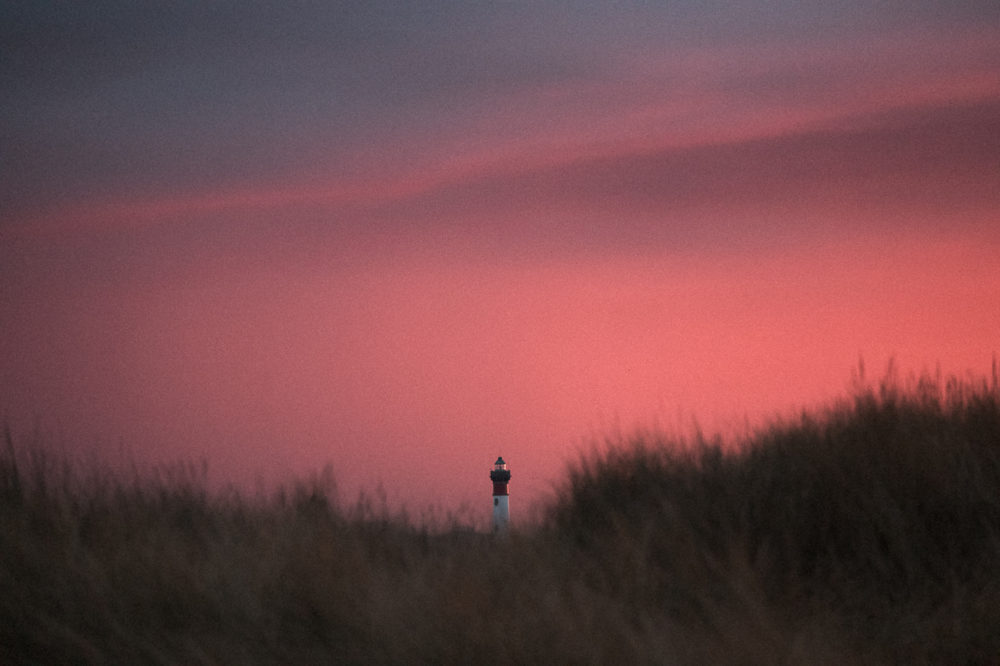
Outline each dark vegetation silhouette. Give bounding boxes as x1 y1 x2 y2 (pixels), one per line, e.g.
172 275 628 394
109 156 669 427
2 368 999 663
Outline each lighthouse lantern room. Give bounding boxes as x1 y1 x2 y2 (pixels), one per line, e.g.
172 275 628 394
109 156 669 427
490 457 511 533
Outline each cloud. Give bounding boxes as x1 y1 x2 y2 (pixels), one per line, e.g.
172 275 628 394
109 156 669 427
3 1 998 251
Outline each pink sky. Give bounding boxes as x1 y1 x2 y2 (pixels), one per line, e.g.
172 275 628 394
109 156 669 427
2 3 999 524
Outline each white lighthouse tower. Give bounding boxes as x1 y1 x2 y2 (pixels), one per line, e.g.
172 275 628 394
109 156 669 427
490 456 511 533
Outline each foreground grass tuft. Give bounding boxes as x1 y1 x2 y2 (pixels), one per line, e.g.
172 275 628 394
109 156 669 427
3 371 999 664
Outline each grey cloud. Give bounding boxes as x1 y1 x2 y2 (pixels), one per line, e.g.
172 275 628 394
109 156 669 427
3 1 996 222
1 2 610 217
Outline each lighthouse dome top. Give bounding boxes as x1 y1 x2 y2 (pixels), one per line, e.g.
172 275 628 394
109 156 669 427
491 456 511 482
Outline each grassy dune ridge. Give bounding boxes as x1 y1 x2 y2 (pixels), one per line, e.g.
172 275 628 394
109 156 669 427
2 370 999 663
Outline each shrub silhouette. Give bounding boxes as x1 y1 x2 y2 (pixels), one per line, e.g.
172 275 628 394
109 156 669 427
2 370 999 663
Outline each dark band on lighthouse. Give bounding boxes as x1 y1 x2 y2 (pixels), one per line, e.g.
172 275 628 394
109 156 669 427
490 457 511 494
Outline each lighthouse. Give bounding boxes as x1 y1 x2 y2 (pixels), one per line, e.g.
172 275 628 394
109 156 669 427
490 456 511 533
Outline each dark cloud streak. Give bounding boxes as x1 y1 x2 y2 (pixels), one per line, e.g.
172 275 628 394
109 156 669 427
364 99 1000 253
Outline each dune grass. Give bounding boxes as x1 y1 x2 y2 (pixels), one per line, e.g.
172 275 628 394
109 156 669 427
2 370 999 664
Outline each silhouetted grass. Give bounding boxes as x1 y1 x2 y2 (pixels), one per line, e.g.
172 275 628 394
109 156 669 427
2 369 999 663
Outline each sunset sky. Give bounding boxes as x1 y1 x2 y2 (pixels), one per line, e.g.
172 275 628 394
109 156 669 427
3 1 999 522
